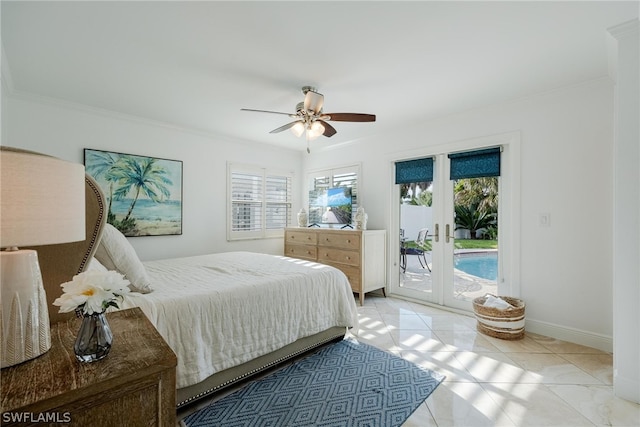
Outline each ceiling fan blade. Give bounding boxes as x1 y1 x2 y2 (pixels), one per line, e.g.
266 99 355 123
318 120 337 137
269 121 301 134
303 91 324 114
325 113 376 122
241 108 295 117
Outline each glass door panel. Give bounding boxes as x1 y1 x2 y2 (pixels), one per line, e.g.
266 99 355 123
444 177 499 311
399 181 436 303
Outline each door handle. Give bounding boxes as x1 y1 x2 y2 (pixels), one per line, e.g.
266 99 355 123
445 224 455 243
433 223 439 243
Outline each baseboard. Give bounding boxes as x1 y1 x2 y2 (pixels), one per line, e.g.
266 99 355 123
614 375 640 404
387 293 614 353
525 318 613 353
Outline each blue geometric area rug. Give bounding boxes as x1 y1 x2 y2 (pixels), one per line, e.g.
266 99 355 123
183 339 444 427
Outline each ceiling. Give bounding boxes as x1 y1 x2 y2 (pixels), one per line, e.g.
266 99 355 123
2 1 637 152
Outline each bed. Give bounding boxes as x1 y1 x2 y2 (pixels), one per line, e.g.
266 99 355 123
31 174 358 408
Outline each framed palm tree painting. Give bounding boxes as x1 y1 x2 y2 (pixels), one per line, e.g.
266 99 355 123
84 149 183 236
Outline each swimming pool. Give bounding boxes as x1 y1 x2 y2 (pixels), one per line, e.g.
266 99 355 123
454 252 497 281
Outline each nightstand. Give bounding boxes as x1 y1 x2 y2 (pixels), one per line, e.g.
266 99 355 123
0 307 177 426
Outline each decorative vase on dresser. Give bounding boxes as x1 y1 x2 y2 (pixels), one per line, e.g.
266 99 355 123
284 227 386 305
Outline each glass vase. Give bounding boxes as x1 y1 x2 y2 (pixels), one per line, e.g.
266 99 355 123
74 312 113 363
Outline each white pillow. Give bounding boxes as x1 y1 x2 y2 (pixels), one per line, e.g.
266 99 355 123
86 257 109 273
94 223 153 294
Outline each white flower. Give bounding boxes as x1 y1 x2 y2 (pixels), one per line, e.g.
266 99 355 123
53 270 131 315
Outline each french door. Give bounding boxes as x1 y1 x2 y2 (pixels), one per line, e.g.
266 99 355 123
392 135 517 313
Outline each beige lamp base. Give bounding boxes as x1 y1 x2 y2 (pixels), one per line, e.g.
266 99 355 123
0 249 52 368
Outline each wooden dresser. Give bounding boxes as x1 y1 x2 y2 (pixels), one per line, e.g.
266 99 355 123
284 227 386 305
0 308 177 427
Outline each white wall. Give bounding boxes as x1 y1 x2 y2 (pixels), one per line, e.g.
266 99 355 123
2 71 619 352
3 94 304 261
401 204 433 242
304 78 615 350
609 19 639 404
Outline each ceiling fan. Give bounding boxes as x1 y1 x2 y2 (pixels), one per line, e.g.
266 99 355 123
241 86 376 153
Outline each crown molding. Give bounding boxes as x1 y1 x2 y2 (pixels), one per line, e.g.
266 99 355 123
6 88 297 154
8 88 208 135
606 19 639 82
607 18 639 41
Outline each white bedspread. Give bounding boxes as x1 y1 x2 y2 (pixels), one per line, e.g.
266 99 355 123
120 251 358 389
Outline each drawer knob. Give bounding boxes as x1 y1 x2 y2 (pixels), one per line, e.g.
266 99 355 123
347 239 351 243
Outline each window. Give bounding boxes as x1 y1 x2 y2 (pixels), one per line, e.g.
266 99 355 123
306 164 360 226
228 163 293 240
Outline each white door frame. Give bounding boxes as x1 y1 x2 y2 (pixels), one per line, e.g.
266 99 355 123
388 131 521 310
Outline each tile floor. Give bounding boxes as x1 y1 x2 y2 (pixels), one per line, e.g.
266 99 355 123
352 295 640 427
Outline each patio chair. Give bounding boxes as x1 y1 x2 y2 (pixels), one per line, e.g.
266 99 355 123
400 228 431 273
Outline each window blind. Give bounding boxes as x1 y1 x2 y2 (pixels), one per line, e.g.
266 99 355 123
448 147 501 180
333 171 358 210
229 164 292 239
395 157 433 184
307 167 359 226
230 172 263 232
265 174 292 230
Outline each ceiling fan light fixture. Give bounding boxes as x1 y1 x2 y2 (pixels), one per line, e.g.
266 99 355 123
242 85 375 150
303 87 324 114
291 121 305 137
311 120 324 133
308 121 325 140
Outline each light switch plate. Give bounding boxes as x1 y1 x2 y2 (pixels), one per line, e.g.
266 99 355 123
539 213 551 227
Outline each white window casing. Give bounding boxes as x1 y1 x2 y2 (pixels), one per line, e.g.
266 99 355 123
228 163 293 240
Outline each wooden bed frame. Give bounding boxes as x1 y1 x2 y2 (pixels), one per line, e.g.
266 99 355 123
30 173 346 409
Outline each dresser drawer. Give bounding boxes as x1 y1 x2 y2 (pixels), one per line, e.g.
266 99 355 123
317 232 360 250
285 244 317 261
317 248 360 267
285 230 317 245
328 263 361 292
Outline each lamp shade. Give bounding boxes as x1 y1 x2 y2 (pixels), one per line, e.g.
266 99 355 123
1 147 85 367
290 122 305 137
308 121 325 140
1 147 85 248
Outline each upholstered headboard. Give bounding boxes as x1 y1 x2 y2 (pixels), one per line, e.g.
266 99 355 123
27 174 106 324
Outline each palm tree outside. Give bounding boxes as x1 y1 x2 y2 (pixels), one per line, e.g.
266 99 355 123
454 204 496 239
454 177 498 213
454 177 498 240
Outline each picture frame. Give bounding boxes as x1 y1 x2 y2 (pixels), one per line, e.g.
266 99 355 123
84 149 183 237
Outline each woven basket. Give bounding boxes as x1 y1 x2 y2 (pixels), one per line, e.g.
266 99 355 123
473 295 525 340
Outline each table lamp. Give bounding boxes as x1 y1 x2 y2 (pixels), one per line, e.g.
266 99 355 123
0 147 85 368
